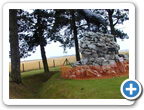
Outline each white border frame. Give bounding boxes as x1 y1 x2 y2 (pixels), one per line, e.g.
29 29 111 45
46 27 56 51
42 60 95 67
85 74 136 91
3 3 135 105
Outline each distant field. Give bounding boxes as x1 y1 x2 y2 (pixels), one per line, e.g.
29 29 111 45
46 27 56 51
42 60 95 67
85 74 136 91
9 55 82 72
9 51 129 73
119 51 129 54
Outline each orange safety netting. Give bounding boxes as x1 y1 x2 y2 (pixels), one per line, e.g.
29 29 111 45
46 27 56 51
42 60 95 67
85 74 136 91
61 60 129 80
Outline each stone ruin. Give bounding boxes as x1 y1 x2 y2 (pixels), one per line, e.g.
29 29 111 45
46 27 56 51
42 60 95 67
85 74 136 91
72 31 129 67
61 31 129 79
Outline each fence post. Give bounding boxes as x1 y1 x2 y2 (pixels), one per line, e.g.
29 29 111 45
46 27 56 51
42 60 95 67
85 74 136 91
53 60 55 67
22 64 24 72
39 61 41 69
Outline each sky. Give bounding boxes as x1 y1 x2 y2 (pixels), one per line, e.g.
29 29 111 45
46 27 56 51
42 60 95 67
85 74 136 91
9 15 129 62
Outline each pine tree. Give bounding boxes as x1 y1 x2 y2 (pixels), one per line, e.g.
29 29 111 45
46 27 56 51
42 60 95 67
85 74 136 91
109 9 129 41
18 9 54 73
93 9 129 42
51 9 81 61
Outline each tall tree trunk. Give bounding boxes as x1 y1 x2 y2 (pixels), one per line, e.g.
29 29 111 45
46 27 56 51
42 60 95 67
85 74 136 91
9 9 22 84
37 12 49 73
72 10 80 61
39 32 49 73
107 9 117 42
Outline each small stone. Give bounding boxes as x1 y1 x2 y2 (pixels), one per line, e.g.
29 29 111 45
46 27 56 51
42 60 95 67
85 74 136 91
98 53 105 57
96 43 106 47
114 55 119 62
95 57 105 65
81 43 86 48
88 32 95 36
92 50 97 53
79 48 83 53
105 34 114 38
92 53 98 58
109 55 115 60
105 37 111 42
109 60 116 64
102 60 109 65
123 54 129 58
124 57 129 60
96 32 103 36
84 32 90 37
85 37 91 41
95 46 103 51
93 63 99 66
105 55 110 60
95 38 98 42
89 57 95 62
84 41 91 44
83 51 92 55
71 61 81 67
88 44 96 50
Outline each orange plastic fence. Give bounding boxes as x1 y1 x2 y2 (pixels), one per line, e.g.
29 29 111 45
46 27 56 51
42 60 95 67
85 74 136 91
61 60 129 80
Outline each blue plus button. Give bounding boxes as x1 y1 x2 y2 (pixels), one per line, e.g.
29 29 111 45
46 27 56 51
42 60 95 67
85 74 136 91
121 79 142 100
123 81 139 97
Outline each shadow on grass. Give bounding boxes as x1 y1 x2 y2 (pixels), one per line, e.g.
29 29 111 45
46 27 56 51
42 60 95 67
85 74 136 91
9 70 60 99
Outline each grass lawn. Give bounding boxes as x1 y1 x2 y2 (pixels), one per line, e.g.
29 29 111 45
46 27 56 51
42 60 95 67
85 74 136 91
9 66 128 99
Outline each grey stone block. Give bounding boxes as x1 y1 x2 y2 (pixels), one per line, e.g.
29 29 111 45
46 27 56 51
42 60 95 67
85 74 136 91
95 38 98 42
109 55 115 60
105 55 110 60
102 60 109 65
81 43 86 48
124 58 129 60
109 60 116 64
88 44 96 49
93 63 99 66
114 54 120 62
83 51 92 55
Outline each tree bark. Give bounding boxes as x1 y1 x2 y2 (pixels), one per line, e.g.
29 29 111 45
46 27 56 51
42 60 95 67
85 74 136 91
9 9 22 84
72 11 80 61
40 46 49 73
38 31 49 73
107 9 117 42
37 12 49 73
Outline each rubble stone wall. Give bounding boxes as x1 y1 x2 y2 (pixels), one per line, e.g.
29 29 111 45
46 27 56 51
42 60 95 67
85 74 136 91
72 31 128 67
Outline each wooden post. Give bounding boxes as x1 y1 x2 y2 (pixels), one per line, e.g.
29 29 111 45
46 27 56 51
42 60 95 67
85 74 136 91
39 62 41 69
53 60 55 67
22 64 24 72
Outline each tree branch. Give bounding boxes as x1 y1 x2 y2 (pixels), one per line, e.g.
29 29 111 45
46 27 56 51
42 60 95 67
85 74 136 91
113 14 126 26
77 24 88 28
113 19 119 26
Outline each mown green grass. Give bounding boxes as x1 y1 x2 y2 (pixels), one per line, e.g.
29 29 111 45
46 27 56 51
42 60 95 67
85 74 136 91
39 73 128 99
9 66 128 99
